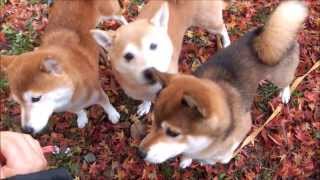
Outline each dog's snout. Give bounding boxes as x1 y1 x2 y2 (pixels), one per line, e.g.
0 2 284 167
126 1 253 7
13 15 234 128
143 68 156 84
22 126 34 135
137 148 147 159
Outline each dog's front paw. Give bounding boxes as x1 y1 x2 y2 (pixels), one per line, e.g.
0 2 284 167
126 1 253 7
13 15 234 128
137 101 152 117
108 108 120 124
280 86 291 104
179 157 192 169
76 111 88 128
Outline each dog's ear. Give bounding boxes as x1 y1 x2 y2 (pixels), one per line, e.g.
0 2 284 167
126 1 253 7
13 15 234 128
150 1 169 31
40 58 62 75
90 29 115 49
0 55 16 72
148 67 173 87
182 94 207 118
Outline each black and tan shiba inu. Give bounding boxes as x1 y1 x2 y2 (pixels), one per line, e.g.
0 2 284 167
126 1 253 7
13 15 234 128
138 1 308 168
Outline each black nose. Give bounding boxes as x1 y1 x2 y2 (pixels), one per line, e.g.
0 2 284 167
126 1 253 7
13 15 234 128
22 126 34 134
137 148 147 159
143 68 156 85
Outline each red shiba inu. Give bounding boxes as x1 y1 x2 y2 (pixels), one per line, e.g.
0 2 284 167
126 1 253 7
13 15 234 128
138 1 308 168
0 0 126 134
91 0 231 116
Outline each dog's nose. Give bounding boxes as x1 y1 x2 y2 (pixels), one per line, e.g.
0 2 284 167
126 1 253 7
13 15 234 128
22 126 34 134
137 148 147 159
143 68 156 84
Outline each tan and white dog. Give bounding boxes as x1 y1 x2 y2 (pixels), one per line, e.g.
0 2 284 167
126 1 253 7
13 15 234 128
91 0 231 116
138 1 307 168
0 0 126 134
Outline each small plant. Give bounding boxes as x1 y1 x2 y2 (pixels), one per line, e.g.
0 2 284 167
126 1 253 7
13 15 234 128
1 25 35 55
0 0 8 8
0 78 8 92
256 82 279 112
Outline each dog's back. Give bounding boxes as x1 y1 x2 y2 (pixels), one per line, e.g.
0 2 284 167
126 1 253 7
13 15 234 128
195 1 307 110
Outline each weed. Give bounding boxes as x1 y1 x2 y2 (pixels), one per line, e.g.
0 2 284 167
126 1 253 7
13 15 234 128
256 82 279 112
0 0 7 8
1 25 35 55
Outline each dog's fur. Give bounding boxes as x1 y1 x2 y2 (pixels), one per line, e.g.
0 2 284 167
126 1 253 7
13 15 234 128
91 0 231 116
139 1 308 168
0 0 125 134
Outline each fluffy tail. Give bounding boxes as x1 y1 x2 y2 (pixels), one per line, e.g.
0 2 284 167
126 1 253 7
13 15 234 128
254 1 308 65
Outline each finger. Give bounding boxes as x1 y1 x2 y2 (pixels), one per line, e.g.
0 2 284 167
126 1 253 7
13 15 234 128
22 135 47 167
23 134 43 154
0 166 15 179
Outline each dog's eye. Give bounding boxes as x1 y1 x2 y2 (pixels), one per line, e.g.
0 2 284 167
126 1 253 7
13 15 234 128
124 52 134 62
31 96 42 103
166 128 180 137
150 43 157 50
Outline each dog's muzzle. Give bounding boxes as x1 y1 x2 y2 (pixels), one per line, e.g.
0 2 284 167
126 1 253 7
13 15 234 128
143 68 157 85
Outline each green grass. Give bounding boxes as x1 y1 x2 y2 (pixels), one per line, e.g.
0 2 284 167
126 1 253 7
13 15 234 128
131 0 144 5
256 82 279 112
1 24 35 55
0 78 8 92
0 0 7 8
159 164 174 179
252 8 270 24
28 0 41 5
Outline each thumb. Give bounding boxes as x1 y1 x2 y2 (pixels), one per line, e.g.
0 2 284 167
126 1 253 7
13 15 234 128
0 166 15 179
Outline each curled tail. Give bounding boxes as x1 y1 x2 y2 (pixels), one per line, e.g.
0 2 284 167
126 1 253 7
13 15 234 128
254 1 308 65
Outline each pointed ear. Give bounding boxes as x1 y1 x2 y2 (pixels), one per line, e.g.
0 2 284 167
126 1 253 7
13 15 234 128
148 67 173 87
0 55 16 72
90 29 115 49
182 95 207 118
40 58 62 75
150 2 169 31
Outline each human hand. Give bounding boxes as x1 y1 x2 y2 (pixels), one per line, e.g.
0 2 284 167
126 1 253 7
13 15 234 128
0 131 48 179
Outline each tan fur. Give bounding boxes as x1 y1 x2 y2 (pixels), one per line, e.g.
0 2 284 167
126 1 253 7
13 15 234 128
129 0 227 73
1 0 122 130
140 73 251 162
93 0 229 105
254 1 308 65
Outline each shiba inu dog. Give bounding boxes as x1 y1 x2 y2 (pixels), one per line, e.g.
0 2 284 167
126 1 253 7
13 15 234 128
0 0 126 134
138 1 308 168
91 0 231 116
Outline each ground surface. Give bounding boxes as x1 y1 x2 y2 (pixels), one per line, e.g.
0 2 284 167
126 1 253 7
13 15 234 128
0 0 319 179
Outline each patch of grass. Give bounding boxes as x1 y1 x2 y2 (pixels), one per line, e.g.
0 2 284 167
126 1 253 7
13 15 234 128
229 27 242 36
0 0 8 8
131 0 144 5
258 168 274 180
159 164 174 179
50 153 80 177
218 173 227 180
28 0 40 5
1 24 35 55
256 82 279 112
0 78 8 92
252 8 270 24
314 131 320 140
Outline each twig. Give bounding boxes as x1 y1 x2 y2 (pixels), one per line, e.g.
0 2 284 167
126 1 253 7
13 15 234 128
233 60 320 157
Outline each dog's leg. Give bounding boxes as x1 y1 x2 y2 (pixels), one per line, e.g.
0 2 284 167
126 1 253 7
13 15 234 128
279 86 291 104
219 25 231 48
98 15 128 25
179 156 193 168
137 101 152 117
209 25 230 49
98 90 120 124
76 110 88 128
